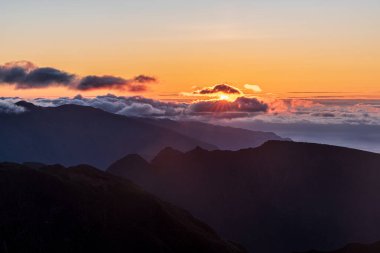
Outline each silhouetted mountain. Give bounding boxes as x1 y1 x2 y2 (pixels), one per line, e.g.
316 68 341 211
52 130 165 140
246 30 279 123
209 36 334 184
1 102 287 169
22 161 47 169
0 102 216 169
299 241 380 253
0 162 246 253
15 101 40 110
141 118 290 150
108 141 380 253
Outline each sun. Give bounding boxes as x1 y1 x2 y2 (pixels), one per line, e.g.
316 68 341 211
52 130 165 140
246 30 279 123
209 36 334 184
218 94 238 101
219 94 230 101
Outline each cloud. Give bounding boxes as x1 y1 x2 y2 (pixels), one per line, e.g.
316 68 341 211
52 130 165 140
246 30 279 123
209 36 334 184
128 84 148 92
133 75 157 83
0 61 75 89
28 93 268 119
77 75 157 91
253 98 380 125
311 113 336 118
0 99 25 114
77 75 128 91
6 92 380 125
189 97 268 117
244 84 262 93
33 94 187 117
3 92 380 153
194 84 242 95
0 61 156 92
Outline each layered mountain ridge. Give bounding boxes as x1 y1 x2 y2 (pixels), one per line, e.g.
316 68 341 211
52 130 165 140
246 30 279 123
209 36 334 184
0 101 287 169
108 141 380 253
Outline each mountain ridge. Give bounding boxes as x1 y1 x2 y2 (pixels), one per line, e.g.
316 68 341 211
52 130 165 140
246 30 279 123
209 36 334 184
140 118 290 150
298 241 380 253
0 102 216 168
0 101 287 168
108 140 380 253
0 162 247 253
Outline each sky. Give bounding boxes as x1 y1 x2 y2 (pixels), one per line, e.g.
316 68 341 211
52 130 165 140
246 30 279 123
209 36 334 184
1 0 380 152
1 0 380 98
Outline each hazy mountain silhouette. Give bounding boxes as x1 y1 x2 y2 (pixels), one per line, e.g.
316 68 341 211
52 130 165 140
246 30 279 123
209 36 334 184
299 241 380 253
0 102 216 169
108 141 380 253
141 118 289 150
0 162 246 253
0 102 287 169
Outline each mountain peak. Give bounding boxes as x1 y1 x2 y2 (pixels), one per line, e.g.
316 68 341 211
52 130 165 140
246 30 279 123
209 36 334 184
108 154 150 176
111 153 149 168
188 146 208 155
151 147 183 165
15 101 39 110
157 147 183 157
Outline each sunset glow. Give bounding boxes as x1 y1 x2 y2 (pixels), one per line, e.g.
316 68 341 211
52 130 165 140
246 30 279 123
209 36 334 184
1 0 380 153
219 94 231 101
2 2 380 252
1 0 380 99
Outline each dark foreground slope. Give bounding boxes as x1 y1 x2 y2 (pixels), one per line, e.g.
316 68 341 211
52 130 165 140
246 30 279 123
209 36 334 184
141 118 289 150
0 162 246 253
108 141 380 253
299 241 380 253
0 102 216 168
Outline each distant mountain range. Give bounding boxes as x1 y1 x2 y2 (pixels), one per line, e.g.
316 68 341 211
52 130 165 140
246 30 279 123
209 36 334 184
4 101 380 253
0 162 246 253
140 118 290 150
0 101 287 169
108 141 380 253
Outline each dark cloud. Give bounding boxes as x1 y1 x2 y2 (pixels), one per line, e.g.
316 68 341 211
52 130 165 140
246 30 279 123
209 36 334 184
195 84 241 95
77 75 127 91
0 66 27 83
18 67 75 89
0 62 74 89
189 97 268 115
133 75 157 83
311 113 336 118
0 61 156 92
77 74 157 91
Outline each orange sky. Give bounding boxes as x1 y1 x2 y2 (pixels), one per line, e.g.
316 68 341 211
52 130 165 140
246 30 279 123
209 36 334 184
1 0 380 99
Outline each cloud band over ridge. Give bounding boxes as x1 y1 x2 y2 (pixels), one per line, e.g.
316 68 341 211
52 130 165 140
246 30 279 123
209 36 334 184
2 93 380 127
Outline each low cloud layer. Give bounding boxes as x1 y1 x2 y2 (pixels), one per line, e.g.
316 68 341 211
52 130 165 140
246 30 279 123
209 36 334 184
2 94 379 155
189 97 268 117
2 93 380 127
7 94 268 119
0 61 156 92
32 94 187 117
0 98 25 114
